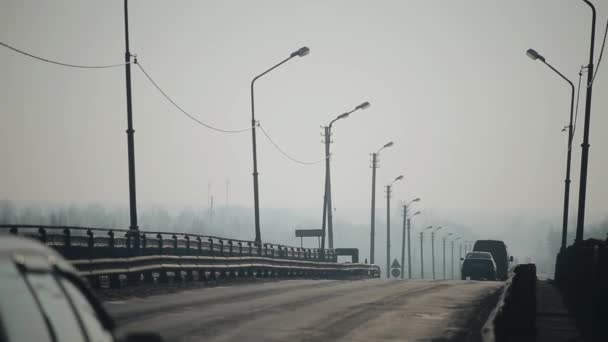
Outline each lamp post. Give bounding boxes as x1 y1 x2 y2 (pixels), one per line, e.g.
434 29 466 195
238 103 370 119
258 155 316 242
122 0 140 252
407 210 421 279
421 225 433 279
322 102 371 251
401 200 420 279
526 48 575 251
575 0 596 242
385 175 404 278
442 232 453 279
251 47 309 247
370 141 394 264
431 226 442 280
452 237 461 279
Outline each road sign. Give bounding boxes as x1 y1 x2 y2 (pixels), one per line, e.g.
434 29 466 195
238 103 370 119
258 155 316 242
295 229 323 238
391 258 401 269
391 268 401 278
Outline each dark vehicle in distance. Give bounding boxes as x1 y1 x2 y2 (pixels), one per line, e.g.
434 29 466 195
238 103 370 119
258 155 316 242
473 240 512 280
0 236 162 342
461 252 497 281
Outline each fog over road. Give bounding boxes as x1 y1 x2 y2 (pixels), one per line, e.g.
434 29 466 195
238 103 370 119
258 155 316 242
105 279 503 342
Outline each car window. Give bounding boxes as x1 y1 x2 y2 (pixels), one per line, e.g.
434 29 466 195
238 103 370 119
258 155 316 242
0 263 53 342
59 278 114 342
26 272 87 342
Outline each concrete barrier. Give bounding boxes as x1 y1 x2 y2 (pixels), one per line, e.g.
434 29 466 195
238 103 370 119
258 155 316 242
482 263 536 342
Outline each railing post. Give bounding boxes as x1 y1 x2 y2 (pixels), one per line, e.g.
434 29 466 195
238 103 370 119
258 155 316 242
208 238 214 255
184 234 190 250
86 229 94 248
107 230 115 249
9 227 17 235
196 236 202 255
172 234 178 249
219 239 224 256
125 231 132 250
63 228 71 248
156 233 163 254
228 240 234 256
238 242 243 256
38 227 47 244
248 242 253 256
141 233 147 250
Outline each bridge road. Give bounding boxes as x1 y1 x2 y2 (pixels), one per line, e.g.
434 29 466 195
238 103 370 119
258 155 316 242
105 279 503 342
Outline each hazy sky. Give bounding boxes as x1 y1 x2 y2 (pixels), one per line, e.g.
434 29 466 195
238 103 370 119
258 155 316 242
2 1 607 231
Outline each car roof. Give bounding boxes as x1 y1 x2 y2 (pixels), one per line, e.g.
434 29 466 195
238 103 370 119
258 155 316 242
0 235 76 273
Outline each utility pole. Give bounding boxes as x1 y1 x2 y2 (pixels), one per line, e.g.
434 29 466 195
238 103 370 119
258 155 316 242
386 185 391 278
123 0 139 249
400 205 407 279
442 237 446 279
208 182 214 225
459 243 463 279
431 230 436 280
451 240 455 279
369 152 378 264
321 126 332 251
326 128 334 250
407 218 412 279
420 231 424 279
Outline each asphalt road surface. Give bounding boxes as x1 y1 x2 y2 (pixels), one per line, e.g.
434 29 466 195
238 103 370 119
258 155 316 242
105 279 503 342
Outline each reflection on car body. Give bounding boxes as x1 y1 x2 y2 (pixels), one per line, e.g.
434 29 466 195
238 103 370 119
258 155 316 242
0 236 162 342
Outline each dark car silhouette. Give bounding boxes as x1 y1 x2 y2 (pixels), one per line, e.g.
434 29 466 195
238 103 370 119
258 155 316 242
461 251 497 281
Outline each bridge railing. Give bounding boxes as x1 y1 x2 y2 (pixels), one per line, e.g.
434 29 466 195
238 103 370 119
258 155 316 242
0 224 336 261
1 224 380 287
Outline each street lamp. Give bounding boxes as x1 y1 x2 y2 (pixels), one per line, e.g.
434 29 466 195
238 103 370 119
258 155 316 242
322 102 371 251
385 175 404 278
526 48 575 252
370 141 394 264
431 226 442 280
407 210 421 279
575 0 597 242
421 225 433 279
400 199 420 279
442 232 453 279
452 236 461 279
250 46 310 247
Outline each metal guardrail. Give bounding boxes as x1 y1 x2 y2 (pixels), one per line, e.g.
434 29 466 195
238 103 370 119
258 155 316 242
1 225 380 287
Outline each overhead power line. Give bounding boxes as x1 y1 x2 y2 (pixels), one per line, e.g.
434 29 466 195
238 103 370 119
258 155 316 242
258 124 328 165
0 41 129 69
136 62 254 133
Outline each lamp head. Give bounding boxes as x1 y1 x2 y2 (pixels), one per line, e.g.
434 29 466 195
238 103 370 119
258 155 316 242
395 175 404 181
412 197 420 202
424 226 433 231
413 211 421 216
526 49 545 62
291 46 310 58
356 102 371 110
383 141 394 149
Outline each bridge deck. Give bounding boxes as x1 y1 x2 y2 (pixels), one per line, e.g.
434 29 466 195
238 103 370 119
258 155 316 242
105 279 502 342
